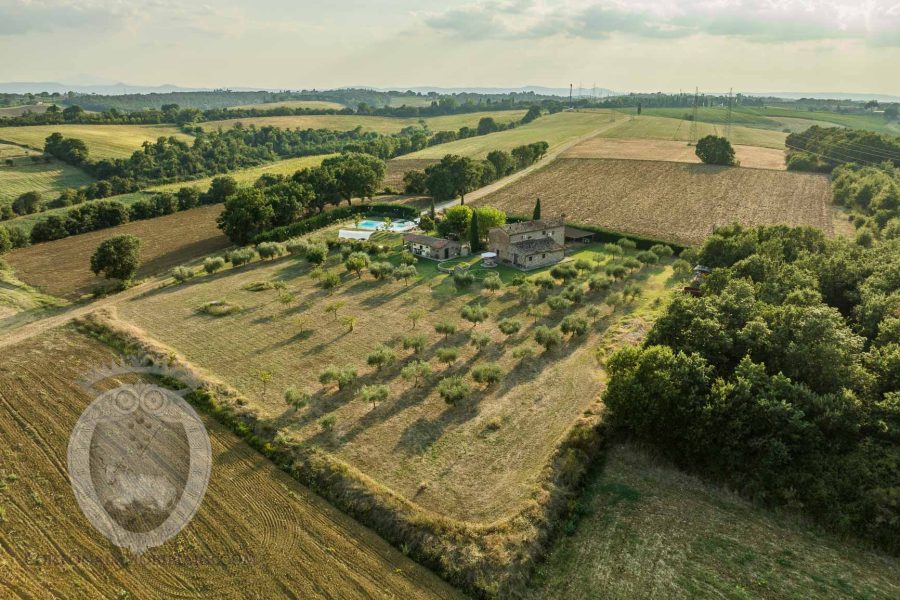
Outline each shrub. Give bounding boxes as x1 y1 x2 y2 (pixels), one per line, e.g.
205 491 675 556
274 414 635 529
285 238 308 256
319 414 337 432
401 360 432 386
90 234 142 282
402 334 428 354
561 283 585 303
284 386 310 410
533 274 555 289
0 227 10 255
436 347 460 366
198 301 241 316
602 243 623 255
636 250 659 264
358 384 389 409
574 258 594 273
623 257 642 270
6 226 28 249
482 272 502 294
319 271 341 293
472 363 503 386
623 282 642 301
498 318 522 336
453 270 475 290
470 331 491 350
203 256 226 274
370 261 395 281
460 303 489 327
400 251 418 265
434 320 457 337
319 365 357 390
650 244 674 257
588 275 612 292
395 264 418 284
171 266 195 283
366 345 397 370
617 237 637 250
550 263 579 282
672 258 692 274
257 241 287 260
438 376 470 405
227 248 256 266
561 315 589 337
534 325 562 351
546 295 573 311
606 291 625 309
512 345 536 360
344 251 370 278
306 243 328 265
606 264 628 280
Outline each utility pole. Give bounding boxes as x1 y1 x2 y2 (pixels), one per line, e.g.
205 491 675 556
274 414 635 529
569 83 573 109
724 87 733 141
689 87 699 145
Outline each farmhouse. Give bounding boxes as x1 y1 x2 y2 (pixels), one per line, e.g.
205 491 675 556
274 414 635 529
488 216 565 270
403 233 470 260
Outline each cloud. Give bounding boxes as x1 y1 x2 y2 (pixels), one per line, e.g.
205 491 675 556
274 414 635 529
0 0 134 35
423 0 900 46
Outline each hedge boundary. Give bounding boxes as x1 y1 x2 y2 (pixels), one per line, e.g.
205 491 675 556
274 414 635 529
254 203 420 243
506 214 688 253
75 309 609 599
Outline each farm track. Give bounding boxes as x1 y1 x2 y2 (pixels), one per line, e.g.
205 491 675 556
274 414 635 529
0 329 464 599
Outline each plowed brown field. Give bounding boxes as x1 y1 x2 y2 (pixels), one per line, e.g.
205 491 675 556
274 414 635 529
562 138 787 170
474 158 832 245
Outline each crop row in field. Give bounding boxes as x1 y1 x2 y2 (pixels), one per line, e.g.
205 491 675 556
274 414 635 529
0 328 460 599
562 137 786 170
474 158 832 245
116 232 673 522
531 444 900 599
202 110 527 135
0 124 194 159
4 204 229 298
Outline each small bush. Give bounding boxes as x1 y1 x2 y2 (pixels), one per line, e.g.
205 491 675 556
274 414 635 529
203 256 226 274
257 241 287 260
482 273 502 293
198 301 241 317
561 283 585 303
534 325 563 351
434 320 457 337
319 414 337 432
636 250 659 264
402 334 428 354
617 237 637 250
546 295 573 311
370 261 395 280
561 315 589 336
319 271 341 293
574 258 594 272
284 386 310 410
650 244 674 257
366 345 397 370
672 258 692 274
285 238 308 256
171 266 195 283
436 347 459 366
306 243 328 265
602 243 623 255
243 280 275 291
358 384 389 409
623 257 642 270
227 248 256 266
438 376 471 405
588 275 612 292
470 331 491 350
498 318 522 336
550 263 579 282
453 270 475 290
472 363 503 386
606 264 628 280
512 345 536 360
533 274 555 289
460 303 489 327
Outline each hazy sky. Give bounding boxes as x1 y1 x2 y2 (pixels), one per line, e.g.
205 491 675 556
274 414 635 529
2 0 899 94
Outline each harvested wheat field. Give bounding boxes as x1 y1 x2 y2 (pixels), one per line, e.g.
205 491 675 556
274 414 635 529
5 204 229 299
475 158 832 245
115 238 674 522
531 444 900 599
0 124 194 160
385 158 439 189
563 137 787 170
0 328 462 600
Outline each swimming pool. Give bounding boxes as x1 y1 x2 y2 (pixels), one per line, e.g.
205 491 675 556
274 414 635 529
355 219 417 232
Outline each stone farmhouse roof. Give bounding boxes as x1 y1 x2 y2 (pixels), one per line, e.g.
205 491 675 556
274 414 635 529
403 233 457 249
511 237 564 255
501 216 565 235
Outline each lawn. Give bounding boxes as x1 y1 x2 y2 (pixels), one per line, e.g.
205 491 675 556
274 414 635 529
0 148 94 206
399 110 625 160
0 327 462 600
5 204 230 298
531 443 900 600
115 229 676 522
0 124 194 159
201 110 527 135
474 158 832 245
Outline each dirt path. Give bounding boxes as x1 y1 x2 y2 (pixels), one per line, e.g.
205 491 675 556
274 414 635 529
430 115 628 213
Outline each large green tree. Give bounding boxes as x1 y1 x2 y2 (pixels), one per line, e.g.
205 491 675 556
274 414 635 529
217 188 275 244
90 234 142 282
695 135 736 166
321 152 386 206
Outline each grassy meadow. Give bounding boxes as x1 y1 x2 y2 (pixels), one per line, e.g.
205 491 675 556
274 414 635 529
598 115 788 149
0 144 94 205
0 124 194 159
201 110 527 135
475 158 832 245
0 328 462 600
531 444 900 600
234 100 346 110
116 227 676 522
149 154 335 193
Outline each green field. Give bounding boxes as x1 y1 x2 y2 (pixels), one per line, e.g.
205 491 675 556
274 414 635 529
531 444 900 599
0 124 194 159
0 148 94 206
400 110 624 159
598 115 787 149
0 104 53 118
234 100 347 110
149 154 335 192
387 95 436 108
202 110 527 135
2 191 149 234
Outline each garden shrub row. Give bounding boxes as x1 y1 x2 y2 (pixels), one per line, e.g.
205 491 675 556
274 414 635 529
254 204 419 243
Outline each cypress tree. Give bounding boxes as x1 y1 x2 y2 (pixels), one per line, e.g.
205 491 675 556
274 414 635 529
430 197 436 219
533 197 541 220
470 210 481 252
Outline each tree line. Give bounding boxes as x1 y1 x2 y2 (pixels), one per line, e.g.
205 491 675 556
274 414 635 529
832 162 899 242
785 125 900 172
603 224 899 552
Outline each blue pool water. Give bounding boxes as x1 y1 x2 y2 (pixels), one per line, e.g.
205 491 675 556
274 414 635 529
356 219 416 232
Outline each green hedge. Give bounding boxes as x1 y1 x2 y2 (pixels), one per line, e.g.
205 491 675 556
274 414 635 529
255 204 420 243
505 215 687 253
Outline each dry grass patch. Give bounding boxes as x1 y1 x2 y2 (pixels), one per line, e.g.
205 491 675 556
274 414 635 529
0 124 193 159
475 158 833 245
563 137 786 170
0 328 461 600
531 443 900 599
5 204 229 298
116 238 674 522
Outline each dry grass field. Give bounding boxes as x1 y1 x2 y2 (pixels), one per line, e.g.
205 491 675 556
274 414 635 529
563 137 787 170
149 154 335 193
0 124 194 159
600 115 788 149
400 110 624 160
202 110 527 135
531 444 900 599
0 104 53 118
5 204 229 298
0 153 94 205
234 100 346 110
115 234 674 522
0 328 462 600
385 158 439 189
474 158 833 245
